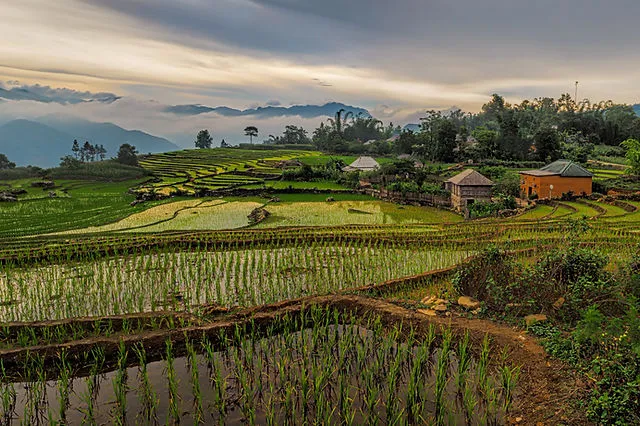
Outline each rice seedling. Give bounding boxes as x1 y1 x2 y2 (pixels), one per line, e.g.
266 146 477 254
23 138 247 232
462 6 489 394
133 343 158 424
434 326 452 425
500 363 521 414
164 338 181 423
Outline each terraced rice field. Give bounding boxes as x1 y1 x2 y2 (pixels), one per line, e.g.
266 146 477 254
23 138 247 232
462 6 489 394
0 243 472 322
138 149 321 195
255 200 463 228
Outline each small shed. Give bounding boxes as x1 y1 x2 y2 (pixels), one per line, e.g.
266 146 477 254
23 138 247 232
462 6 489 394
519 160 592 199
445 169 494 211
343 156 380 172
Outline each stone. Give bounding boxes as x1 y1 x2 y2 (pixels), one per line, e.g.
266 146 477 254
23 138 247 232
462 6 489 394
471 308 481 315
0 192 17 202
553 297 565 309
457 296 481 310
433 304 448 312
524 314 547 327
417 308 437 317
421 295 437 305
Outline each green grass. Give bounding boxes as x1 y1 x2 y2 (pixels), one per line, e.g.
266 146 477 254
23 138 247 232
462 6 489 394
512 205 554 220
563 201 600 219
595 202 628 217
254 200 463 228
241 180 351 190
0 178 167 238
140 201 262 232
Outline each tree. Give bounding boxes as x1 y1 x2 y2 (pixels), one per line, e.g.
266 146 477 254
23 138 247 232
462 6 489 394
244 126 258 144
327 109 352 136
343 115 383 141
116 144 139 166
393 130 417 155
471 127 499 158
435 119 458 162
96 144 107 161
621 138 640 175
220 139 230 148
72 139 80 159
0 153 16 169
80 141 93 162
195 129 213 149
280 125 310 144
533 127 561 162
59 155 81 168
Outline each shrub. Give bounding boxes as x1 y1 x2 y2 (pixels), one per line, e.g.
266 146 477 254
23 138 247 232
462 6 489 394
49 160 150 181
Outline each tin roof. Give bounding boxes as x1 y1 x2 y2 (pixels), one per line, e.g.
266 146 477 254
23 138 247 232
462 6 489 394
520 160 593 178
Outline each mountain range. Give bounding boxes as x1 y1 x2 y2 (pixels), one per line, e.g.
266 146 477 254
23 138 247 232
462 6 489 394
0 116 179 168
165 102 370 118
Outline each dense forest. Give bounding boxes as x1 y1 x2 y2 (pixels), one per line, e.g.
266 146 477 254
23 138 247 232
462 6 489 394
268 93 639 164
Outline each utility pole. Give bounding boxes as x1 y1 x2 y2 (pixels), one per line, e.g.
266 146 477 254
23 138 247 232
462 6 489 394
575 81 579 101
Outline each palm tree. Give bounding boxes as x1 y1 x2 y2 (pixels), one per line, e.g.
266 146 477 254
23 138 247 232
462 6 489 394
244 126 258 144
328 109 350 136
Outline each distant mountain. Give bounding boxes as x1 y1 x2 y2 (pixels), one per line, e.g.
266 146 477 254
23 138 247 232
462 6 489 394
0 117 179 168
402 124 422 133
165 102 370 119
0 120 76 168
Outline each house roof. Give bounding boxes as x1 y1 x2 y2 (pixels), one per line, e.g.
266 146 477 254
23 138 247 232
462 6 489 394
520 160 593 178
446 169 494 186
343 156 380 172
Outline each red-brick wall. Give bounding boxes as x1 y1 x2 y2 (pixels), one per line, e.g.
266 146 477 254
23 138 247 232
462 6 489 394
520 174 592 199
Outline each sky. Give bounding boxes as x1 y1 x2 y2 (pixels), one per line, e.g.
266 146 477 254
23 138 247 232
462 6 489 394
1 0 640 145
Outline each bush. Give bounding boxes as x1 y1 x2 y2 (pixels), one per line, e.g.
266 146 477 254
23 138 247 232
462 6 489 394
49 160 150 181
467 246 640 424
0 166 43 180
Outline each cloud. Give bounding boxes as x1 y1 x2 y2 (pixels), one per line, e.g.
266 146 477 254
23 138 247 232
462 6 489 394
1 0 640 119
0 81 121 104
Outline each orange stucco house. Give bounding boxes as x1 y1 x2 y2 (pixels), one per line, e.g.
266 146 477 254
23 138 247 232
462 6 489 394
519 160 593 200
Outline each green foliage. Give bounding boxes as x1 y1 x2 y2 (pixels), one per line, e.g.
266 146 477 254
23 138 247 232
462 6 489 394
194 129 213 149
452 246 518 306
0 166 43 180
533 127 561 162
0 153 16 170
244 126 259 144
0 178 153 237
50 160 150 181
116 144 139 167
492 173 521 198
461 247 640 424
470 127 499 159
621 138 640 175
267 125 310 145
468 200 501 219
59 155 82 169
563 305 640 425
467 194 516 219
